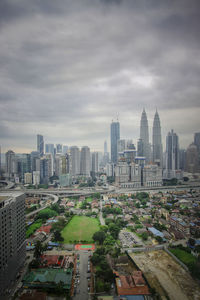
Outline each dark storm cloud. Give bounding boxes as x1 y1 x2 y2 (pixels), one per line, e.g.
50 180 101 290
0 0 200 152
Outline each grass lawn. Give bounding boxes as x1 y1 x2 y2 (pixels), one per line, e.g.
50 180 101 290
85 197 93 202
61 216 100 243
169 248 197 265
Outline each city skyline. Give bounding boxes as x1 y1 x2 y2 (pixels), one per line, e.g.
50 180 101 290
0 0 200 152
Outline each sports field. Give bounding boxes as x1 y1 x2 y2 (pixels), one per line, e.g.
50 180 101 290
61 216 100 243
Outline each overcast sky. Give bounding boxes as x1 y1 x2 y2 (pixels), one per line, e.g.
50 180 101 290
0 0 200 153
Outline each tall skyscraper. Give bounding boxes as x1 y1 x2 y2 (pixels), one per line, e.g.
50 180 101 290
30 151 40 172
80 146 91 176
137 139 144 157
104 141 108 154
56 144 63 154
70 146 80 176
16 154 31 183
165 129 179 178
0 192 26 297
140 109 151 163
194 132 200 170
179 149 186 171
110 121 120 164
103 141 109 166
63 145 68 154
185 143 199 173
0 146 1 178
152 110 163 167
91 152 99 175
40 156 52 184
194 132 200 152
5 150 16 179
37 134 44 157
45 143 54 156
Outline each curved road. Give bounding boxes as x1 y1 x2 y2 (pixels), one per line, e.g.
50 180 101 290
26 192 59 218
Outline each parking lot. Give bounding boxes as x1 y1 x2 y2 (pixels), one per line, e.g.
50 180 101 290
119 230 143 248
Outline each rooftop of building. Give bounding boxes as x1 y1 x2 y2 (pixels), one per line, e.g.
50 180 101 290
0 192 25 205
0 196 8 203
23 268 72 289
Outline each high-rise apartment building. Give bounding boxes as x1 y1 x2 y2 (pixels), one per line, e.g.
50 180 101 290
70 146 80 176
152 110 163 167
80 146 91 177
110 121 120 164
140 109 151 163
37 134 44 157
165 129 179 178
0 192 26 297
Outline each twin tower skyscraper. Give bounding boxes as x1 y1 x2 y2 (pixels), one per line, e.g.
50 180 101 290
110 109 163 167
139 109 163 166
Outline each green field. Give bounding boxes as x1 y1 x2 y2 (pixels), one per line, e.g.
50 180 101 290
61 216 100 243
169 248 197 265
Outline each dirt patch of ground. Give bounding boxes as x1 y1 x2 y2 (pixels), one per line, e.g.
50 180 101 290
130 250 200 300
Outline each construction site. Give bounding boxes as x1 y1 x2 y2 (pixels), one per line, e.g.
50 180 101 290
129 250 200 300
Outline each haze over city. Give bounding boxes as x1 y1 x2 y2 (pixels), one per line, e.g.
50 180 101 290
0 0 200 153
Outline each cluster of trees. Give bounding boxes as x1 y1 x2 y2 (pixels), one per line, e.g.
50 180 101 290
91 247 115 293
51 217 67 242
93 218 126 254
136 192 149 201
36 208 58 221
170 244 200 280
29 241 47 268
80 200 91 209
25 205 37 214
153 222 167 232
26 219 43 238
102 207 122 218
79 178 95 187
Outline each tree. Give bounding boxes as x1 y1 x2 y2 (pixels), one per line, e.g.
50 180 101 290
53 230 64 242
100 225 108 232
103 235 115 246
183 176 189 182
93 231 106 245
188 238 196 247
141 232 148 241
34 241 45 260
155 236 163 243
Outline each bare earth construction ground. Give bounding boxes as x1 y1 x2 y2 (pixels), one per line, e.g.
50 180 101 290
130 250 200 300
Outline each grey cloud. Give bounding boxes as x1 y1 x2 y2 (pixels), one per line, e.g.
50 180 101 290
0 0 200 152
